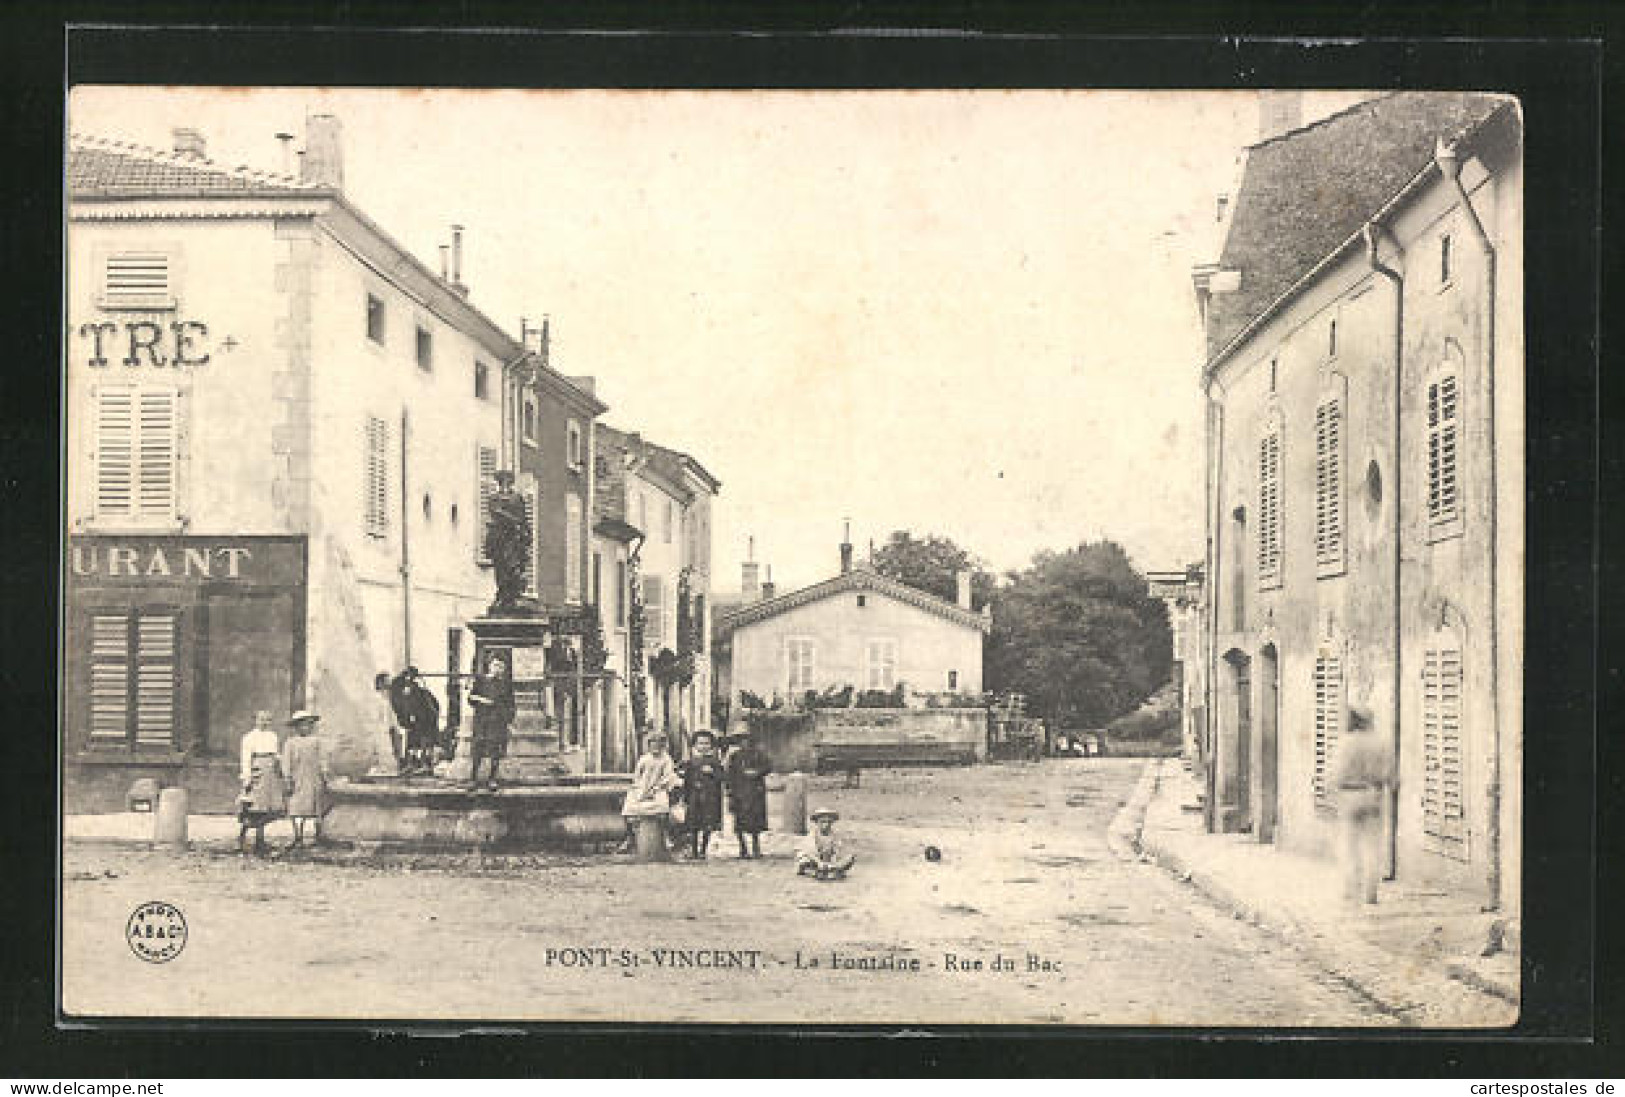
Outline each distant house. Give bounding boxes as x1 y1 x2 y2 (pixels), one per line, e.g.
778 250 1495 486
715 536 990 715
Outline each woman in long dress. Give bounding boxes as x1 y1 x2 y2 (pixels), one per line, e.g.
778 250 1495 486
282 710 329 848
238 710 286 855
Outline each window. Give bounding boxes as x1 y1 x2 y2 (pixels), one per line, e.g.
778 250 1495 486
474 360 489 400
1440 234 1453 285
522 395 538 445
567 420 583 468
866 638 899 690
1421 641 1467 858
664 499 674 544
1268 357 1278 393
643 574 666 651
102 252 174 310
694 594 706 654
857 594 867 608
88 609 178 749
1314 389 1346 577
473 444 498 561
416 325 433 371
636 491 648 534
1328 318 1338 358
1427 371 1462 536
592 552 603 610
364 415 389 537
1312 646 1344 811
1257 426 1283 588
366 294 386 344
947 670 959 690
786 637 817 692
92 383 181 526
566 495 583 604
616 560 628 627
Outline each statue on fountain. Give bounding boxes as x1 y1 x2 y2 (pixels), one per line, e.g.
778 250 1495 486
486 469 536 615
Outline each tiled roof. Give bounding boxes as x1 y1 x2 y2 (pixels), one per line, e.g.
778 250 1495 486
716 564 990 636
1204 92 1511 366
69 134 319 198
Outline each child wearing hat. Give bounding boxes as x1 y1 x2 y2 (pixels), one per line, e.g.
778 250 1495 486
282 710 329 849
796 807 856 880
676 729 725 859
724 727 772 859
237 710 287 855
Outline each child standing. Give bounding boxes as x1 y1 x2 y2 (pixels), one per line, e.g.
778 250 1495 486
725 727 772 859
618 730 678 854
282 710 329 849
237 710 286 855
676 730 725 859
796 806 856 880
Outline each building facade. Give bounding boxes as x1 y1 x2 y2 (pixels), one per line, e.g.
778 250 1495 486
1146 565 1207 762
717 543 990 710
1193 93 1523 915
64 121 601 809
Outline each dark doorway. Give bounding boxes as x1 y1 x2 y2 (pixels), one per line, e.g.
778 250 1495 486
1257 643 1280 843
1222 649 1252 832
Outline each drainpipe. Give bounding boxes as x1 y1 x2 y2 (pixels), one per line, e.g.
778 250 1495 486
1364 221 1403 882
1204 389 1224 834
399 407 412 668
1436 139 1501 912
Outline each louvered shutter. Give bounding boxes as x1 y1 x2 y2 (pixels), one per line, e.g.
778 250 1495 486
93 385 179 523
104 253 171 309
137 389 178 517
94 387 135 519
475 445 498 563
1427 375 1461 528
1315 399 1344 571
134 613 178 746
89 614 131 742
364 416 389 537
521 478 539 597
1422 646 1468 858
1257 431 1282 585
565 495 583 604
643 575 664 652
1313 650 1343 809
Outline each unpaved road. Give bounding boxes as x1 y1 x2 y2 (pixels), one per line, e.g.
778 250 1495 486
62 758 1392 1025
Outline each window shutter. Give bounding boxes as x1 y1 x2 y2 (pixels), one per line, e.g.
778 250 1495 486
89 613 131 742
1314 398 1344 571
1422 645 1468 858
565 495 583 603
521 478 539 597
93 384 179 524
643 574 664 651
1313 650 1343 809
1427 376 1461 528
134 612 178 747
1257 430 1282 585
364 416 389 537
104 253 171 309
94 387 135 519
137 389 178 517
474 444 498 563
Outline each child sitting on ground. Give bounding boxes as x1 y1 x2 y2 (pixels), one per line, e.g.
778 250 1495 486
796 806 856 880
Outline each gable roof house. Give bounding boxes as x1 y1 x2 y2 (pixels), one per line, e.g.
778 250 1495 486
1193 91 1523 922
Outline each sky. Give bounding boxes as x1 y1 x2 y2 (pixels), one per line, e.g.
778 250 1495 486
71 87 1287 593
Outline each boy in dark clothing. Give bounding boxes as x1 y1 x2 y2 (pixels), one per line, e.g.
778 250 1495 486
725 728 772 859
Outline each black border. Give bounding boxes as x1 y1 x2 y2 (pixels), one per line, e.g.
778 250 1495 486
1 3 1611 1078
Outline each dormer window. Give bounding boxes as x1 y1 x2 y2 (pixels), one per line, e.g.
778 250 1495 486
101 252 175 311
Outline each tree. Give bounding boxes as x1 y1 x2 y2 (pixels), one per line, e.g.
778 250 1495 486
871 530 996 609
986 540 1172 729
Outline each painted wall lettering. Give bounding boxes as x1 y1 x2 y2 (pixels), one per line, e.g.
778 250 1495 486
80 319 212 369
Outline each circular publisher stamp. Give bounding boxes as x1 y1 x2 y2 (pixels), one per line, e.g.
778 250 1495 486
126 901 187 963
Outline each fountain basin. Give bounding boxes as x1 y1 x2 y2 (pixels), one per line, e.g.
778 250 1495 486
324 775 631 851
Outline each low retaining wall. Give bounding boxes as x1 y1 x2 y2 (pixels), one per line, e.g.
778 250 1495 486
324 777 630 851
745 707 987 771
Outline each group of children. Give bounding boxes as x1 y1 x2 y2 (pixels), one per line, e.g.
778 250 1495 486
236 709 331 855
619 726 856 879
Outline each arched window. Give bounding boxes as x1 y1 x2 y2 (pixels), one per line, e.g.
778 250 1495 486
1315 373 1348 577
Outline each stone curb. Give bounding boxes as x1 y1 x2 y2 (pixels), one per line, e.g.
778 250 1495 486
1127 758 1517 1024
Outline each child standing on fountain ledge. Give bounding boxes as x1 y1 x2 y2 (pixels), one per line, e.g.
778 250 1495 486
618 729 679 854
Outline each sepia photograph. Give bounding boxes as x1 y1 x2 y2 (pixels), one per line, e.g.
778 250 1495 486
60 83 1525 1028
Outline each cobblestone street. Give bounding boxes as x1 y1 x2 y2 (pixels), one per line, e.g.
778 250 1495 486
63 758 1396 1026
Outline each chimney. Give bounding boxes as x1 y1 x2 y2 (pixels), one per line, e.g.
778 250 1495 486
839 518 853 574
171 127 206 162
301 114 344 190
1256 91 1303 143
450 224 467 296
439 245 451 281
761 564 776 601
955 569 972 610
275 131 295 175
741 536 760 601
